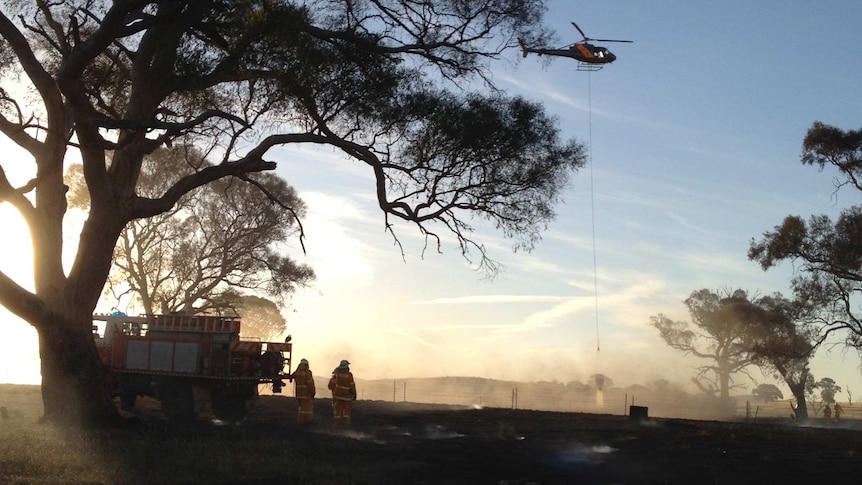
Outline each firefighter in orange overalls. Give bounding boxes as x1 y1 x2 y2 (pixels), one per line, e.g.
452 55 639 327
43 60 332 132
328 359 357 427
293 358 316 424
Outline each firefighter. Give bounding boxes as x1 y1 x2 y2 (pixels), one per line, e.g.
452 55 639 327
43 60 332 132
834 402 843 420
293 358 316 424
823 404 832 420
328 359 357 427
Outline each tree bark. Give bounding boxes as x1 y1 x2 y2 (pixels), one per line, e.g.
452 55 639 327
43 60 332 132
719 372 730 400
789 382 808 421
37 315 120 426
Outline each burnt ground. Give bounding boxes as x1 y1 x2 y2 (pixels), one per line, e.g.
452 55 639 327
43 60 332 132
3 383 860 485
144 395 861 484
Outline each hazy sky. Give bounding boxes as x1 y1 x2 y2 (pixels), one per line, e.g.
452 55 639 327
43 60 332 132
2 1 861 400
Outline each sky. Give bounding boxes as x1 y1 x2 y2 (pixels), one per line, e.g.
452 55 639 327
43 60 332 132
1 1 862 401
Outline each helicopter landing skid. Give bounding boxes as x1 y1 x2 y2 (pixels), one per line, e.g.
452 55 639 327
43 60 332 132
577 62 603 72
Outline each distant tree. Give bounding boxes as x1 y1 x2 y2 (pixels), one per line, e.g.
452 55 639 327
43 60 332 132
67 147 315 316
847 387 853 406
233 295 287 341
566 381 593 394
652 379 671 393
650 289 757 401
752 384 784 403
625 384 651 395
749 122 862 355
649 379 689 401
731 293 819 420
804 373 823 416
815 377 842 404
536 380 563 387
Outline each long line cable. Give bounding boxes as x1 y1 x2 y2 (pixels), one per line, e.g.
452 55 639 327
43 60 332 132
587 70 601 375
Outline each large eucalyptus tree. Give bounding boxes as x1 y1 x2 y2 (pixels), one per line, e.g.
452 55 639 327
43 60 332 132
0 0 584 425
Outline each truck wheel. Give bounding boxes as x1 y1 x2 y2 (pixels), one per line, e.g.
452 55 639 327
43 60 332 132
120 393 137 411
160 380 195 421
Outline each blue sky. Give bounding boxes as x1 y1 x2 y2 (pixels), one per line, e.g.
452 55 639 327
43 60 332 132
270 0 862 394
1 1 861 400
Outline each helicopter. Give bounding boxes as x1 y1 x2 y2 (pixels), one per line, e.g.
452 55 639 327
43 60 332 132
519 22 631 69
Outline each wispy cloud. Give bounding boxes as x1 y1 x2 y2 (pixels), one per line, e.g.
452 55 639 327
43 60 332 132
412 294 569 305
389 327 442 350
493 276 669 336
426 323 513 331
498 74 589 112
498 72 750 148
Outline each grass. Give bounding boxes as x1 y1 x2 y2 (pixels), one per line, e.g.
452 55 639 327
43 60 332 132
0 383 371 484
4 384 862 484
0 420 394 484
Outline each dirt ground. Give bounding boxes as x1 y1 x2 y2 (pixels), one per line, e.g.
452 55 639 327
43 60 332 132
221 395 862 484
264 398 862 484
3 385 862 484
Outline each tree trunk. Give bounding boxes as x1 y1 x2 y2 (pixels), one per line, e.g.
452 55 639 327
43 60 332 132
789 382 808 421
37 316 120 426
719 369 730 400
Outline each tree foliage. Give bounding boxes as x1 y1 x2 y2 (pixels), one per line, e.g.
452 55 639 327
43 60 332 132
737 293 818 420
813 377 842 404
654 289 821 417
803 373 823 415
234 295 287 341
565 381 593 394
0 1 582 425
752 384 783 403
652 289 819 418
650 289 758 400
66 146 315 315
749 121 862 353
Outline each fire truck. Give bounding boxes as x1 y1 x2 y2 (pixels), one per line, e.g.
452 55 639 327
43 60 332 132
93 313 292 421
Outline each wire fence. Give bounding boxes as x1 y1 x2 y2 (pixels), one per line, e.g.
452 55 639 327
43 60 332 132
275 377 862 423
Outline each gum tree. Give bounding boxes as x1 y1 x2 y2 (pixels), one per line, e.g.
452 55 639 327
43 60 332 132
233 295 288 341
654 289 820 418
752 384 783 403
0 1 584 425
66 146 315 316
650 289 757 401
750 122 862 353
732 293 818 420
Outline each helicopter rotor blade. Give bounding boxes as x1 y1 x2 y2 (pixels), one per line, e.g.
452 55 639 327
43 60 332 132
592 38 633 43
571 22 587 41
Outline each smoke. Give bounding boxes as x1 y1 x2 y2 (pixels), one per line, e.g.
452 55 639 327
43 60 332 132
552 442 617 466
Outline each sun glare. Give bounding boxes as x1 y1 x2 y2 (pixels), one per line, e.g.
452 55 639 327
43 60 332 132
0 204 40 385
